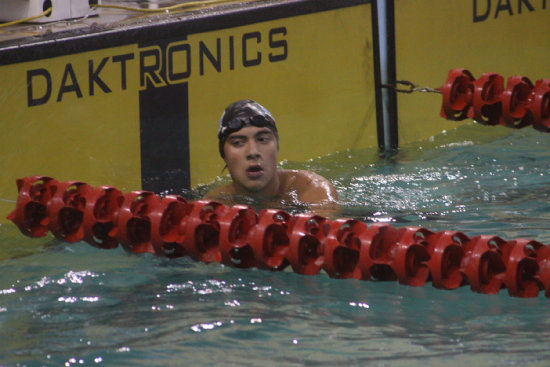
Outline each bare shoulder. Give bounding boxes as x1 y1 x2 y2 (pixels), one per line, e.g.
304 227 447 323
203 183 235 201
281 169 329 185
280 169 338 203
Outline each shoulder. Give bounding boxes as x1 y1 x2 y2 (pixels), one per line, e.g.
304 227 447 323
203 183 235 202
280 169 326 184
279 169 338 203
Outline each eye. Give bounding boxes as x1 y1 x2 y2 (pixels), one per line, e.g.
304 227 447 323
228 138 245 147
257 134 273 144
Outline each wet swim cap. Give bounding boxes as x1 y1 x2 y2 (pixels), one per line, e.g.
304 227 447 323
218 100 278 158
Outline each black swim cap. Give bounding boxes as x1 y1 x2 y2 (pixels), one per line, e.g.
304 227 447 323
218 100 278 158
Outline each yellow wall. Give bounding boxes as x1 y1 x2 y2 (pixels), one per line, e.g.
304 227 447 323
187 5 376 186
394 0 550 144
0 2 376 220
0 45 143 220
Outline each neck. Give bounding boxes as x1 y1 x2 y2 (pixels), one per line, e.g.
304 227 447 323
235 170 282 199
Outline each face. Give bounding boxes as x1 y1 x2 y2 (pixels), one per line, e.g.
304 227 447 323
223 126 279 196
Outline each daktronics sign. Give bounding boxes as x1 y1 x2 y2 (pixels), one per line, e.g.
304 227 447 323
473 0 548 22
25 26 288 107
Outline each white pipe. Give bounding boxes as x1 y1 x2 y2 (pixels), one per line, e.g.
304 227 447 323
377 0 392 151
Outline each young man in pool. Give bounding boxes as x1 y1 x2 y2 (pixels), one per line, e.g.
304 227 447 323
204 100 339 212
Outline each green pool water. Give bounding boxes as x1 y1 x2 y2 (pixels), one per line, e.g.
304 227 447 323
1 125 550 367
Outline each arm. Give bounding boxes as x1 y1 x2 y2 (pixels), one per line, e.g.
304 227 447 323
285 170 340 217
296 171 339 204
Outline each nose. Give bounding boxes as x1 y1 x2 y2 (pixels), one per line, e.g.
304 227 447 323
245 140 260 159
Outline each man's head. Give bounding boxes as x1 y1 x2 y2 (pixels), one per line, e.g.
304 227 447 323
217 100 281 196
218 100 278 158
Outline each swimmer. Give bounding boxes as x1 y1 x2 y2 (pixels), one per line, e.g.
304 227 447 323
204 100 339 214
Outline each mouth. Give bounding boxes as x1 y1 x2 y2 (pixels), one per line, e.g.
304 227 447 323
246 165 264 179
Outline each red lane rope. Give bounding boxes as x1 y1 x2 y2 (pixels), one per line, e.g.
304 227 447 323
440 68 550 131
7 176 550 298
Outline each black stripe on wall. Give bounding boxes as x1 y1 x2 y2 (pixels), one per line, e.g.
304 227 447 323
138 83 190 193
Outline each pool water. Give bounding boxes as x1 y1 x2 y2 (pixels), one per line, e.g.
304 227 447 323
2 125 550 367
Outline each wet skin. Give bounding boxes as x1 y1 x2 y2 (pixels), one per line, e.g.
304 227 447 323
205 125 339 215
